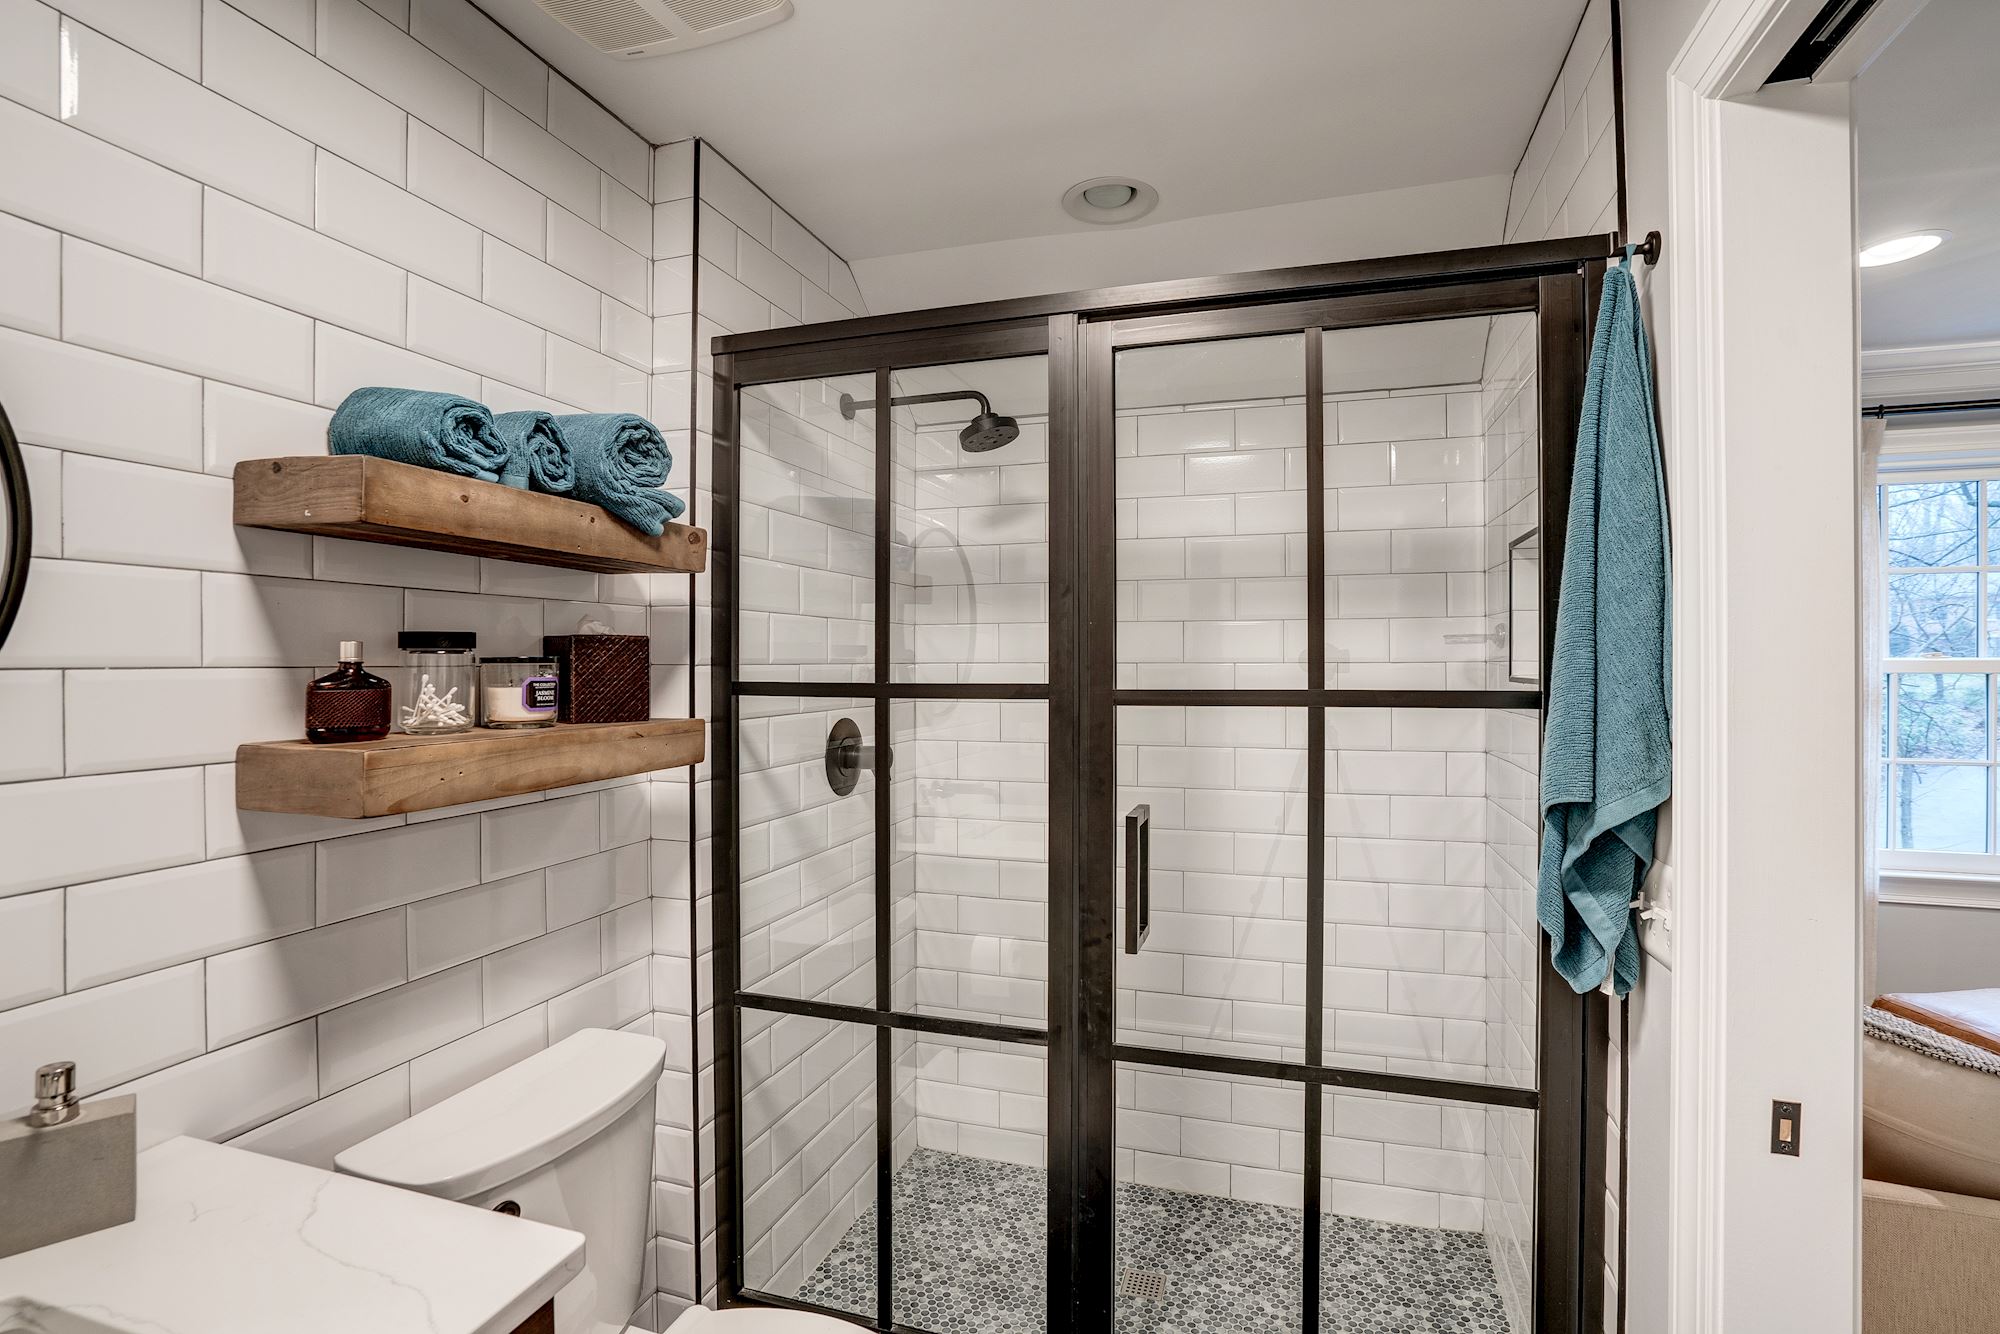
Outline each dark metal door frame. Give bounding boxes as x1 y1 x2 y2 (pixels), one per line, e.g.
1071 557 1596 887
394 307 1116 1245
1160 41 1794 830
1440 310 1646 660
711 235 1612 1334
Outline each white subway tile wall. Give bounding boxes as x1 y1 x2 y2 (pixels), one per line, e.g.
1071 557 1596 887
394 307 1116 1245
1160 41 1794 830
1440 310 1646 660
906 1035 1047 1172
1479 310 1544 1334
889 360 1051 685
733 377 875 683
665 141 871 1319
892 697 1050 1031
726 693 875 1300
1505 0 1618 248
736 696 875 1006
737 1012 875 1312
1116 1063 1303 1217
1491 1 1618 1325
0 4 690 1327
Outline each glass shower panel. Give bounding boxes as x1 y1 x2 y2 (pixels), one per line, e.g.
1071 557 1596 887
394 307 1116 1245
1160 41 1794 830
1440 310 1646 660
1115 333 1308 690
737 695 875 1007
1115 1060 1303 1331
1320 316 1530 689
1322 706 1535 1088
1319 1089 1531 1333
889 356 1050 685
887 1032 1050 1333
889 697 1048 1027
1117 705 1309 1060
737 374 875 682
740 1011 877 1316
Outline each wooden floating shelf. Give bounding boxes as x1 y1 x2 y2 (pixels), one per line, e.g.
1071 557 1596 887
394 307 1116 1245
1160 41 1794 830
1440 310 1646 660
233 455 706 574
236 719 705 819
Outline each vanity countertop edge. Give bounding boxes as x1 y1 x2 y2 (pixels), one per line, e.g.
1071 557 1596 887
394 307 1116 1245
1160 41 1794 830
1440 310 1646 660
0 1135 585 1334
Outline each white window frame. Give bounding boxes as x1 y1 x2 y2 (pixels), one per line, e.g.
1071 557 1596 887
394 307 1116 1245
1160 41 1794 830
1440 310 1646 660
1878 451 2000 902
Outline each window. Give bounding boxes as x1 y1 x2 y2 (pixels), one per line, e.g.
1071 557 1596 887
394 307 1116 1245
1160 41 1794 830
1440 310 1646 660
1880 475 2000 874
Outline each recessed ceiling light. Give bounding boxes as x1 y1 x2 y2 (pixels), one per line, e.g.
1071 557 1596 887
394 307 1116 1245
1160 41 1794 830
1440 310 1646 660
1859 232 1949 268
1063 177 1159 225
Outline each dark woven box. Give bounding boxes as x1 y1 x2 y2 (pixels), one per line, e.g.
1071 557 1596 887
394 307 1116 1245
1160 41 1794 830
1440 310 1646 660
542 634 650 724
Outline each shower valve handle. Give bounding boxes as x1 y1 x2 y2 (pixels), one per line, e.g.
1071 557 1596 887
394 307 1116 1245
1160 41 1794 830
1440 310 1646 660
824 717 886 797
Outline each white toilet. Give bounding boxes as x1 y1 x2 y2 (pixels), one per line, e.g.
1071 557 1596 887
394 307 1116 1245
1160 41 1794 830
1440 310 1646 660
335 1028 666 1334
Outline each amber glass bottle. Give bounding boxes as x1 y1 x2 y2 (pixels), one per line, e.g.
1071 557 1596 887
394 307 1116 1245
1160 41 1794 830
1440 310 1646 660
305 641 392 743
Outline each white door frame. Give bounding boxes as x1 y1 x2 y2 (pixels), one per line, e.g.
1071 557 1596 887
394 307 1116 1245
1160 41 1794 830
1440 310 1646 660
1660 0 1923 1329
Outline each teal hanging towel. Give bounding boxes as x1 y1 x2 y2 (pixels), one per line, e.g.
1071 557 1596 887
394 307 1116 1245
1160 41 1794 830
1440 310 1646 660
1537 255 1672 996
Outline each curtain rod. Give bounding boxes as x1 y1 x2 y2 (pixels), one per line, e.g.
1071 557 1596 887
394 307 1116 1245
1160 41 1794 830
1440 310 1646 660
1865 397 2000 419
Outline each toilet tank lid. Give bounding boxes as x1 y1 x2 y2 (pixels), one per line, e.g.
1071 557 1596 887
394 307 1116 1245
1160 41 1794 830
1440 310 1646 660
335 1028 666 1200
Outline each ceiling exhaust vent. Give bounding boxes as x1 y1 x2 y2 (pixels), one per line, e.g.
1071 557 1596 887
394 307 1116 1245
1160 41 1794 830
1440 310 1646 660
536 0 792 59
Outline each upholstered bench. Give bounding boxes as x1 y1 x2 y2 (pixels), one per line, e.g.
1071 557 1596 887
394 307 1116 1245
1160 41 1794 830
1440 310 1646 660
1863 989 2000 1333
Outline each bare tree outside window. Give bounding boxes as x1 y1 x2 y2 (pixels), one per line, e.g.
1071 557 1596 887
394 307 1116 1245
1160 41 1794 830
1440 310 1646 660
1882 479 1997 858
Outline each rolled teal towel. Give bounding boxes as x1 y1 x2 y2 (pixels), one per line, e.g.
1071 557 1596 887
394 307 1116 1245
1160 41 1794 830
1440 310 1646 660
558 413 686 536
328 387 509 484
491 410 577 495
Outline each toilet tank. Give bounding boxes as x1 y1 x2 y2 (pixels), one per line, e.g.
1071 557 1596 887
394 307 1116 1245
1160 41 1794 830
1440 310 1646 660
335 1028 666 1334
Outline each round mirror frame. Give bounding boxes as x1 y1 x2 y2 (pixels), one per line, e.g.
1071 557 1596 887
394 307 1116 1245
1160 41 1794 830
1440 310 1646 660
0 400 32 651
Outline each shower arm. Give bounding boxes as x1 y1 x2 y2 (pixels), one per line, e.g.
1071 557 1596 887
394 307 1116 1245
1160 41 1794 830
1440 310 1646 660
838 389 995 420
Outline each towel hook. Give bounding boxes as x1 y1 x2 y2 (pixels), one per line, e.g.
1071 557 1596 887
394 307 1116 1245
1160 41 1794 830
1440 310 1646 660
1621 230 1662 267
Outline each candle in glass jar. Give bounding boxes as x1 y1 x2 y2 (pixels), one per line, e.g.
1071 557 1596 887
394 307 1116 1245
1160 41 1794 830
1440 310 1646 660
477 656 559 728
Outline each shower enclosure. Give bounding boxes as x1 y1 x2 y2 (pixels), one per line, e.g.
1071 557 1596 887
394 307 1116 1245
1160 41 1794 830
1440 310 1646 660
711 237 1611 1334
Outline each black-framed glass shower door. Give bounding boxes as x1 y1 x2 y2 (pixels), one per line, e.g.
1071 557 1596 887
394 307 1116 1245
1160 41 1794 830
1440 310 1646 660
713 248 1603 1334
1073 277 1589 1334
712 324 1077 1332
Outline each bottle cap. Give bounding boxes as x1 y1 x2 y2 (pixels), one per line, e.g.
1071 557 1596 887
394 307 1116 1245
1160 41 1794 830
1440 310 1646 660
398 630 477 652
338 640 364 661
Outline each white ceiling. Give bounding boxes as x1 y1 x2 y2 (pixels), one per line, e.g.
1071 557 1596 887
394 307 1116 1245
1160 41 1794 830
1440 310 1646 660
1856 0 2000 351
479 0 1586 262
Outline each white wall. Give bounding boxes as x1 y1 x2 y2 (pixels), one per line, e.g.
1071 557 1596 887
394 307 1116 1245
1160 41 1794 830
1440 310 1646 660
0 0 675 1325
851 175 1513 314
656 140 871 1317
1875 901 2000 993
1622 3 1864 1331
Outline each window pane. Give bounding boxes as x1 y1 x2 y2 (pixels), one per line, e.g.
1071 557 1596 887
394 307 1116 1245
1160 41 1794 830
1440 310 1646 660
1883 480 1978 568
1986 479 2000 568
1985 575 2000 658
1892 673 1988 759
1114 332 1309 691
743 1012 877 1318
890 697 1047 1027
890 355 1049 685
1888 764 1988 852
737 375 876 683
1886 572 1977 656
1880 764 1890 846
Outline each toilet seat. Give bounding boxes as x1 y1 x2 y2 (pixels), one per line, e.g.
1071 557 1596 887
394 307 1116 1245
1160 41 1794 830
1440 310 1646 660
661 1305 857 1332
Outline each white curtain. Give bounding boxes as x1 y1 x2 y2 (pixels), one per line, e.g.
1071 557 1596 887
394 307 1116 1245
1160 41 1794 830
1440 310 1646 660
1860 414 1885 1002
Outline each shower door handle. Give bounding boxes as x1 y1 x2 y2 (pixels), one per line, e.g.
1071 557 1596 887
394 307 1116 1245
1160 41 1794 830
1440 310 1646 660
1123 804 1151 955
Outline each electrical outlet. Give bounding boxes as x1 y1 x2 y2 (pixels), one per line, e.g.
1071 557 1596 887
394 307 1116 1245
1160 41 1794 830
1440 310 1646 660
1771 1100 1801 1156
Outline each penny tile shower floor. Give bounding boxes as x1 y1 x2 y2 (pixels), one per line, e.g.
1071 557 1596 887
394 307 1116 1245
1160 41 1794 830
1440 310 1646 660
796 1148 1513 1333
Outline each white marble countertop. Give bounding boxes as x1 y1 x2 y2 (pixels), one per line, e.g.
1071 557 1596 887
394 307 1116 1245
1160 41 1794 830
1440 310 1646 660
0 1136 585 1334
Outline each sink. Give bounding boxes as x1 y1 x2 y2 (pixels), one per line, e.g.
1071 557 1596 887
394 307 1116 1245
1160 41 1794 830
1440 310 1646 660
0 1299 133 1334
